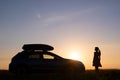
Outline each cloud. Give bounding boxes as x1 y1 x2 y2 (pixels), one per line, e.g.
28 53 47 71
37 14 41 19
39 7 100 27
44 15 65 23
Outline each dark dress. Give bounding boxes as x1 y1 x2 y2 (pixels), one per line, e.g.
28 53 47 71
93 51 102 67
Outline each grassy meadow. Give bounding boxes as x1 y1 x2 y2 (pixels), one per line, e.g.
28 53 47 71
0 69 120 80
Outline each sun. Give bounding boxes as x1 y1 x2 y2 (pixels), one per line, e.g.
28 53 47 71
69 52 81 60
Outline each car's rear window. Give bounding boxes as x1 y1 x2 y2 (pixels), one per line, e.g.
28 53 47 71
29 54 40 59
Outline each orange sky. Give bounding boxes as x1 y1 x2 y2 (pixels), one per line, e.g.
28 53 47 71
0 0 120 70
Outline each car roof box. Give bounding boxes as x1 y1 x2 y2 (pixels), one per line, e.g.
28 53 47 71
22 44 54 51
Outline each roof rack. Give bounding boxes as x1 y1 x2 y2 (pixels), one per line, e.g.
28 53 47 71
22 44 54 51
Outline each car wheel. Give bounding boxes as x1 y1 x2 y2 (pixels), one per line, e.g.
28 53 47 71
16 66 29 80
65 67 75 77
66 67 82 79
16 67 26 76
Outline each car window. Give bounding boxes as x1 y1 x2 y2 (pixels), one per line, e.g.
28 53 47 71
29 54 40 59
43 54 54 59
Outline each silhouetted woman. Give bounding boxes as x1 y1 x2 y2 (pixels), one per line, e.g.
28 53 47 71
93 47 102 72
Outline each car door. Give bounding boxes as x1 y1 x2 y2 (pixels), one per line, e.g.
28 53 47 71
41 53 64 72
26 53 42 71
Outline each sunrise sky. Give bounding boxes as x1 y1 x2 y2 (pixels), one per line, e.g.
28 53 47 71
0 0 120 70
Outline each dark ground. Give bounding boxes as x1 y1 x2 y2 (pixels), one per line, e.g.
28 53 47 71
0 69 120 80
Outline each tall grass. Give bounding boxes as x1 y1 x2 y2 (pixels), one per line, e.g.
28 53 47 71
0 69 120 80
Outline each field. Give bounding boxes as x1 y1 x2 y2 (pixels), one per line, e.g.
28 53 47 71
0 69 120 80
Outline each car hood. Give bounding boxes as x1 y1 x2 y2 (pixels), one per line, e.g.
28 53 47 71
63 58 84 65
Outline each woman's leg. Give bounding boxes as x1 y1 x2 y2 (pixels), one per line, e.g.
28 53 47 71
95 66 99 72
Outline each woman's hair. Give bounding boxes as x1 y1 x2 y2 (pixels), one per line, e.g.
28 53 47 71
95 47 101 55
95 47 99 51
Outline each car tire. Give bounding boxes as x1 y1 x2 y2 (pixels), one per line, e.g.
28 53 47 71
65 67 75 78
16 66 29 80
66 67 82 80
16 67 26 76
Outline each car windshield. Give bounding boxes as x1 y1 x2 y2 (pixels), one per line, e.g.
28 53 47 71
42 52 63 59
43 54 54 59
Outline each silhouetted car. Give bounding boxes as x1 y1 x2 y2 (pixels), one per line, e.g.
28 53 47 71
9 44 85 75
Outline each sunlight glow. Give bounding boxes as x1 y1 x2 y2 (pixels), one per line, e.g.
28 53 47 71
69 52 81 61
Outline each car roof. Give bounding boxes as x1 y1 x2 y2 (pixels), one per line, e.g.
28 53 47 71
19 51 63 58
